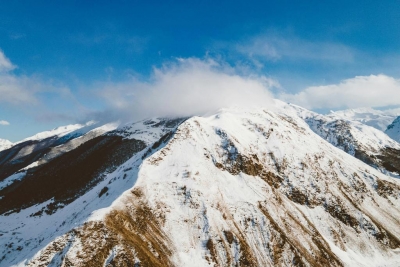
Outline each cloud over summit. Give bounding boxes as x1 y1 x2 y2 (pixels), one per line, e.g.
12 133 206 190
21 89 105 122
96 58 278 122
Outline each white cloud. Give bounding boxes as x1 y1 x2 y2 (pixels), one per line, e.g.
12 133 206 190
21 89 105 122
280 74 400 109
0 50 16 72
0 49 74 107
0 120 10 126
0 49 39 105
0 74 41 105
96 57 277 121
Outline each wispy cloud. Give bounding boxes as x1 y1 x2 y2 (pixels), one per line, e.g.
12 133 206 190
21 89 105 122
280 74 400 109
0 120 10 126
9 33 26 40
0 50 38 105
0 50 16 72
70 33 148 54
92 57 278 122
0 49 75 107
0 74 41 105
213 32 355 70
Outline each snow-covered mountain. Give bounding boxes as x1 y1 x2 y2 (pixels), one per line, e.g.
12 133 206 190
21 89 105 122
0 138 12 152
1 103 400 267
331 107 400 131
386 116 400 143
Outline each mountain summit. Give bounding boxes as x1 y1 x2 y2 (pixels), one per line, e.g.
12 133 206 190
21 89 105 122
1 102 400 267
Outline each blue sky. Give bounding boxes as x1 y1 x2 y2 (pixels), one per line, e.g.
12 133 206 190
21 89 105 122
1 1 400 141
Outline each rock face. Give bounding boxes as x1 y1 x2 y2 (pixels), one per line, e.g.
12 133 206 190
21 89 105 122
386 116 400 143
1 106 400 267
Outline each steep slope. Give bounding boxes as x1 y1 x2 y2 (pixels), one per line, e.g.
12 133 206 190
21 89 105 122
0 139 12 152
6 107 400 267
332 107 400 131
284 103 400 177
386 116 400 143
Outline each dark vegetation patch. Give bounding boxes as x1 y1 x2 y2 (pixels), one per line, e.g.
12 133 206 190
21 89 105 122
354 149 376 166
376 147 400 175
205 239 218 265
376 179 400 198
260 171 283 189
286 188 310 206
352 146 400 177
214 150 264 177
108 117 187 139
223 230 234 244
151 118 188 129
223 154 264 176
212 140 284 189
152 132 174 150
0 136 146 215
0 132 88 183
99 187 109 198
142 131 175 160
0 137 59 182
373 222 400 249
324 201 359 230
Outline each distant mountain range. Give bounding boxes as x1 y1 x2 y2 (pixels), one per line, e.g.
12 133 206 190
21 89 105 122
330 107 400 132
